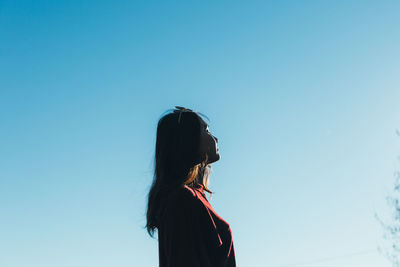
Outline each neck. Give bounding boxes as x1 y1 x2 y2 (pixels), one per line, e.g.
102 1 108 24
196 174 206 186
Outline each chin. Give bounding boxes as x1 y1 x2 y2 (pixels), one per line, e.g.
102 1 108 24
209 153 220 164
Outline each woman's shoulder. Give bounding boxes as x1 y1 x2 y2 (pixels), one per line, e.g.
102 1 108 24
165 184 206 211
167 184 198 204
175 184 200 201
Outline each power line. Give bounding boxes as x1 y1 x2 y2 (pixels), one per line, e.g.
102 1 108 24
275 249 378 267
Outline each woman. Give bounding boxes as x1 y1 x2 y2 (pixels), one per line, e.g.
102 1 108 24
146 106 236 267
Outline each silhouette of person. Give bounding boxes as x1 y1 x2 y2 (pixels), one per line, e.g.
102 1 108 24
146 106 236 267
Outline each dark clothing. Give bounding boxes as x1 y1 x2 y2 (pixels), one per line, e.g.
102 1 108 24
158 183 236 267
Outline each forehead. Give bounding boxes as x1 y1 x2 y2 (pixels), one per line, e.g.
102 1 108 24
198 117 208 127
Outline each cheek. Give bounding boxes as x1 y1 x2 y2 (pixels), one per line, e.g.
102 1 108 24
200 133 216 152
199 134 208 151
208 136 216 148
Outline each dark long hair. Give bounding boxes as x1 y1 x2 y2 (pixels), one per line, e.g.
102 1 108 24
145 107 213 238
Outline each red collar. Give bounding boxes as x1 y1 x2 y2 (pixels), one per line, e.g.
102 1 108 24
193 183 205 193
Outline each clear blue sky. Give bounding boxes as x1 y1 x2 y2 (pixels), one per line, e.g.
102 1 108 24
1 1 400 266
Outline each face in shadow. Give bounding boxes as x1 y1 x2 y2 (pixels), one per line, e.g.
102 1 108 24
198 118 220 164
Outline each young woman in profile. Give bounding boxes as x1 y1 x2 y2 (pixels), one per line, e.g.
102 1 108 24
146 106 236 267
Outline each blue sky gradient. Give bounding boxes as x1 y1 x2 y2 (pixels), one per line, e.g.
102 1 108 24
1 1 400 266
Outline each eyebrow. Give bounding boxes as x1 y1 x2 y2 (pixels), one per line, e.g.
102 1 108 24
200 119 208 128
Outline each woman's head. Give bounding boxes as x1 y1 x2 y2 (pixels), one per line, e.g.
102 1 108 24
146 106 219 237
198 115 220 165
